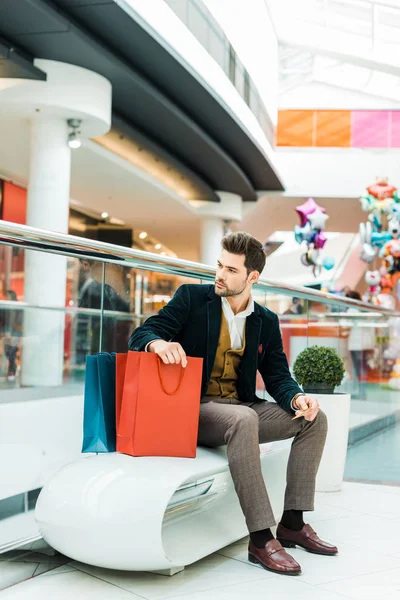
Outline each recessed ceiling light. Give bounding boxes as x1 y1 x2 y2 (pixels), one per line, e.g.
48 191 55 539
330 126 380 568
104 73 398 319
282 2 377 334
139 232 148 239
101 212 109 219
160 251 167 256
155 243 162 250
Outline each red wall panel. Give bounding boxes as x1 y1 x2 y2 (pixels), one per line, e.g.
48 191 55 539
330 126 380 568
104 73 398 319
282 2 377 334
2 181 27 224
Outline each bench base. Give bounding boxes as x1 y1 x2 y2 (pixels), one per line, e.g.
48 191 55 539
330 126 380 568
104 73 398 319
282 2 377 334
35 441 291 571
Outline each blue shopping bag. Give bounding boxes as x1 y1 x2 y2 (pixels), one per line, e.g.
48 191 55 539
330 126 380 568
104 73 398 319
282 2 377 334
82 352 116 453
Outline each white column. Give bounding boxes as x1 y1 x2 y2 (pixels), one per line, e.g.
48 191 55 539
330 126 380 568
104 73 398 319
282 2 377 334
22 118 71 386
200 217 224 267
191 192 243 267
0 59 112 387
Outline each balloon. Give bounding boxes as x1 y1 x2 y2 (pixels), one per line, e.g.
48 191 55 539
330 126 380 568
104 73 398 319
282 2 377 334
314 231 327 250
294 222 314 244
360 243 376 263
360 194 376 212
369 211 383 231
300 252 311 267
367 179 397 200
389 203 400 217
312 264 322 278
322 256 335 270
308 208 329 231
360 221 372 244
295 197 325 227
372 231 392 247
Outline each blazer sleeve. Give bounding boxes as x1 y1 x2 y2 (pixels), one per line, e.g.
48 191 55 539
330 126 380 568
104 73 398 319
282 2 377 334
128 284 191 351
258 314 303 413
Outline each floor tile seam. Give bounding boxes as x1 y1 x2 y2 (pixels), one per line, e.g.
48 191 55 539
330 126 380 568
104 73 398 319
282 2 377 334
0 564 76 593
158 574 318 600
69 566 148 599
309 537 400 558
37 565 78 578
0 551 33 563
217 549 400 580
314 564 400 588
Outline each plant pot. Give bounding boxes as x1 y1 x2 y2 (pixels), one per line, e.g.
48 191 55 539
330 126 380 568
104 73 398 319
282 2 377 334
303 383 335 394
315 393 351 492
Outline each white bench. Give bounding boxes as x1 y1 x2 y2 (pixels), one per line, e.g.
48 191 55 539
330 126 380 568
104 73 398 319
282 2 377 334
35 440 291 573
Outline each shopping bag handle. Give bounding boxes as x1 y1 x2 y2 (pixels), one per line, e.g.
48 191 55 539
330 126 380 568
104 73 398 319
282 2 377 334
157 358 186 395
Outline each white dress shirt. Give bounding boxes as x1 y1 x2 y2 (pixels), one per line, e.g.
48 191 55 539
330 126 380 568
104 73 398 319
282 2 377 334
221 295 254 349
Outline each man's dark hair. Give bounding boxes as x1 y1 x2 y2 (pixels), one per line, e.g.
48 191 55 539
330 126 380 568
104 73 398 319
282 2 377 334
221 231 266 274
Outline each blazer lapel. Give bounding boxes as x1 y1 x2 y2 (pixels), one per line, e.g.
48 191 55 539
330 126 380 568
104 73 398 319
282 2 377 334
206 287 222 380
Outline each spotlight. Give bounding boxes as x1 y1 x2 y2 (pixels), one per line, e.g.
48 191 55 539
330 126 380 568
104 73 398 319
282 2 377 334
155 243 162 250
139 231 147 239
67 118 82 149
101 212 109 219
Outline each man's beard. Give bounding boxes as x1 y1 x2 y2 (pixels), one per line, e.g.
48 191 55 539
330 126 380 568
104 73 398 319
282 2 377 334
214 279 247 297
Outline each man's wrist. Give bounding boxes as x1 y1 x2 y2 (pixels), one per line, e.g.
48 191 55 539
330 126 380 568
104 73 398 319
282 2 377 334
145 339 159 352
291 392 305 411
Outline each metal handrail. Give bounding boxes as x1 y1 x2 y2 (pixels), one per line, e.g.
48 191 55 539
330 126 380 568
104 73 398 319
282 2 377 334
0 220 399 316
0 299 140 319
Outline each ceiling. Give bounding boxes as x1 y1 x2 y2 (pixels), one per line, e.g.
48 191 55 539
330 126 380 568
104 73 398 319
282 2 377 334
0 0 283 199
266 0 400 106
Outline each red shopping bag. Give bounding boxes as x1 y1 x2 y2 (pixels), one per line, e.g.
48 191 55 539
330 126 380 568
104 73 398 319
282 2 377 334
116 351 203 458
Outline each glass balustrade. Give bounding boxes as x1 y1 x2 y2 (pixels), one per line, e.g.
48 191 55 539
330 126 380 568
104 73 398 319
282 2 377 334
0 221 399 552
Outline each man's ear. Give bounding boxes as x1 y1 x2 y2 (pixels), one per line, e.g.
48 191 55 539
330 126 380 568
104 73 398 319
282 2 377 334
249 271 260 285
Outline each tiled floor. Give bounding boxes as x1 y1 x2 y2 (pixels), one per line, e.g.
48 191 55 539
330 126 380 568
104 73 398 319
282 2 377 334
1 482 400 599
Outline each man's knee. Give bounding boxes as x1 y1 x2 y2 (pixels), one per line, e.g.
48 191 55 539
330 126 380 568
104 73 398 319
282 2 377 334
231 406 259 429
315 409 328 434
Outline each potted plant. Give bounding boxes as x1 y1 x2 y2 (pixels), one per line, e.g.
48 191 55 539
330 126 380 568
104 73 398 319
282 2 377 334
293 345 350 492
293 345 345 394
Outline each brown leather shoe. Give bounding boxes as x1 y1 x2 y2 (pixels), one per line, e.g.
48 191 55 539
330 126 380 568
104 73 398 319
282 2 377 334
277 523 338 556
248 539 301 575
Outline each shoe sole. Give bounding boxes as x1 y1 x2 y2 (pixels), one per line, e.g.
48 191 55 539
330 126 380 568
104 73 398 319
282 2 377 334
248 552 301 576
278 539 338 556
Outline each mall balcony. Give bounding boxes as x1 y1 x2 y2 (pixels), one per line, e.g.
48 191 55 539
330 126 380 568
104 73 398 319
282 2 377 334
0 0 400 599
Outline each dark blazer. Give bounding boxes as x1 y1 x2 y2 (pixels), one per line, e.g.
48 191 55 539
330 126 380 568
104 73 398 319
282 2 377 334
128 284 303 413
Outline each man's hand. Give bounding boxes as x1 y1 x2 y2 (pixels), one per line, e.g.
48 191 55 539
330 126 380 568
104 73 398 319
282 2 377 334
148 340 187 367
293 394 320 422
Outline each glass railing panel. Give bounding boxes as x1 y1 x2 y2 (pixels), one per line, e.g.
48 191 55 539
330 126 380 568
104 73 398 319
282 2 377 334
0 245 82 391
99 264 204 353
140 272 202 316
273 293 310 374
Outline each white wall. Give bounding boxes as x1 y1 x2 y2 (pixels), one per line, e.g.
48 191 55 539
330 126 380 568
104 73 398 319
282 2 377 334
279 81 400 110
262 231 355 287
276 148 400 197
0 395 84 500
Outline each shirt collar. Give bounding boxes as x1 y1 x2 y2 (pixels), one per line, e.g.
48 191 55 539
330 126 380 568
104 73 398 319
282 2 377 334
222 295 255 319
